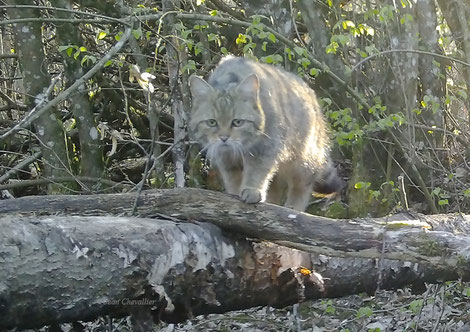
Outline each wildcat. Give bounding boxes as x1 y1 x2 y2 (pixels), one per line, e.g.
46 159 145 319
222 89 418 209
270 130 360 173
189 56 342 211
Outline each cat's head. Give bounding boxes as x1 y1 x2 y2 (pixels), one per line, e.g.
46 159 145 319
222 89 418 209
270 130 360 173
188 73 265 159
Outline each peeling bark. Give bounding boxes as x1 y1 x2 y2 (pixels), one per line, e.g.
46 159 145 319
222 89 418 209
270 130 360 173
2 188 470 266
0 214 323 330
1 189 470 329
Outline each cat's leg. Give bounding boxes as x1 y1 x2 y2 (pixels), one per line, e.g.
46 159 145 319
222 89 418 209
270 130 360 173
217 165 242 195
239 155 276 203
284 166 315 211
266 174 285 205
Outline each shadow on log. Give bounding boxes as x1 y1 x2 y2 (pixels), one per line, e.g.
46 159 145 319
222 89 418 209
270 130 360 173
1 188 470 329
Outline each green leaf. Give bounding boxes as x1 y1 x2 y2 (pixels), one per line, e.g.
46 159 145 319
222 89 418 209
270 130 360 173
243 42 256 53
104 60 113 67
209 9 217 16
325 305 336 314
194 42 203 56
464 287 470 296
309 68 319 77
182 59 197 73
333 34 349 46
58 45 72 52
354 182 371 189
79 46 87 52
299 57 310 69
97 31 107 40
236 33 247 45
285 47 294 60
365 45 377 55
294 46 305 56
132 28 143 40
409 299 423 314
267 32 276 43
356 306 373 318
262 41 267 52
207 33 217 42
326 42 339 54
438 199 449 206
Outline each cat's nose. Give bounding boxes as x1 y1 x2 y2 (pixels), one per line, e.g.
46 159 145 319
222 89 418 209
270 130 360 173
219 135 229 142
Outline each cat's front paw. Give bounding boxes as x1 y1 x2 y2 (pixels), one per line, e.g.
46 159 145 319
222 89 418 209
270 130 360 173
240 188 262 204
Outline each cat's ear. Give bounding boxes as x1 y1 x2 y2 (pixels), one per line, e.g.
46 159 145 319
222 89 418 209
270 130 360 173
235 74 259 99
189 75 213 98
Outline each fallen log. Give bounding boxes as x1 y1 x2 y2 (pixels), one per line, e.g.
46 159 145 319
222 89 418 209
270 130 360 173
0 214 324 330
1 188 470 329
2 188 470 265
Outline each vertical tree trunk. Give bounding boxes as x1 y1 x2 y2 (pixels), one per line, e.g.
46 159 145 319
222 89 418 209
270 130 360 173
162 0 188 188
437 0 470 126
5 1 70 193
51 0 104 181
416 0 445 148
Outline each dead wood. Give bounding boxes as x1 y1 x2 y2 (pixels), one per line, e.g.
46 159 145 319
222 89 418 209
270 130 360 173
1 188 470 329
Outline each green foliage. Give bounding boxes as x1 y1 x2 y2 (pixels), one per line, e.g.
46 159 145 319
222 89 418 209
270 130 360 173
322 299 336 315
7 0 470 215
58 44 96 66
356 306 373 318
408 299 423 315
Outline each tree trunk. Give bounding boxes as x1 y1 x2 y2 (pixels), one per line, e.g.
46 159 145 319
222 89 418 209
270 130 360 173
0 213 326 330
51 0 105 180
0 188 469 264
5 1 70 193
1 190 470 329
162 0 188 189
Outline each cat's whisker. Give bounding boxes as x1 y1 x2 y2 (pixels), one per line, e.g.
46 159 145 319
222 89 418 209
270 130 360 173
205 144 217 167
188 56 343 211
259 131 271 139
234 141 246 165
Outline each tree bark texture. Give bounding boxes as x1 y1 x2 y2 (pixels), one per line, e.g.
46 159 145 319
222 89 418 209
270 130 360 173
50 0 104 180
162 0 188 189
0 214 325 329
1 188 470 329
2 188 470 266
5 0 70 191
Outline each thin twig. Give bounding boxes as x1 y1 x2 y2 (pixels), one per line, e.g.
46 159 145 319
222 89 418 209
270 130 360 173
0 176 130 191
0 75 61 139
0 24 133 141
0 5 130 26
0 17 123 25
431 284 446 332
0 150 42 184
351 49 470 73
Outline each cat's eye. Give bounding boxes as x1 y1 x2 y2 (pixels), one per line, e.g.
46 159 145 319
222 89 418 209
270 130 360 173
231 119 245 127
206 119 218 127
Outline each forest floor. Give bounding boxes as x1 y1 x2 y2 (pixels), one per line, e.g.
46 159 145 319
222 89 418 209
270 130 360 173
153 284 470 332
30 282 470 332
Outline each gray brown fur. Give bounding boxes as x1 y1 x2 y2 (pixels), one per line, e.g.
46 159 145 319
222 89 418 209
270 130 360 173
189 56 342 211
